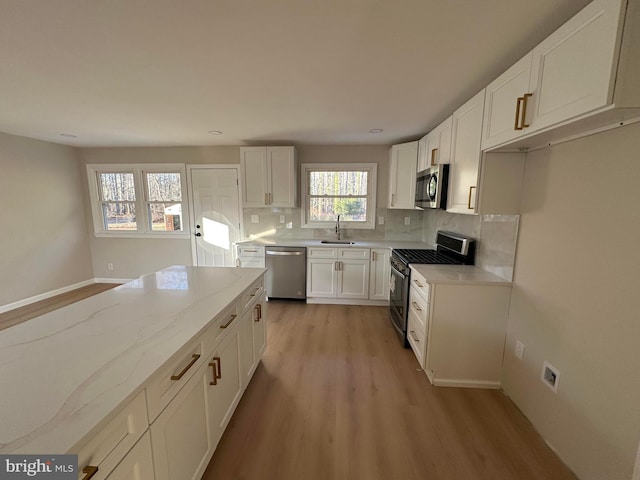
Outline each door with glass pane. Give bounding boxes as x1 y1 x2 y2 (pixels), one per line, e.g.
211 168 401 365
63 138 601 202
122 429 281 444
189 167 242 267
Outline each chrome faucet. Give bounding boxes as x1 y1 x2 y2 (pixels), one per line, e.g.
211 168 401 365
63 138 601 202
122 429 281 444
335 215 341 240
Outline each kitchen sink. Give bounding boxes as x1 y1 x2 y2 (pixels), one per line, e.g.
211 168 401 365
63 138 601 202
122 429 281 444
320 240 356 245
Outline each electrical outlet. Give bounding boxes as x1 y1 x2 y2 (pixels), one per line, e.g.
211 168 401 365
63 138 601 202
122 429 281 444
515 340 525 360
286 222 293 229
541 361 560 393
251 215 259 223
279 215 285 223
404 217 410 225
107 263 114 271
378 216 384 225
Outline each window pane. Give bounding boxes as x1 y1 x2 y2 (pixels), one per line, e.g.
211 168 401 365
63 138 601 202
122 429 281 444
309 197 367 222
99 173 136 201
102 202 137 230
146 173 182 201
149 203 183 231
309 171 368 196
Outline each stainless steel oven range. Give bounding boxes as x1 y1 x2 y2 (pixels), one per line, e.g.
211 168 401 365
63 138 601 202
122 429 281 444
389 230 475 347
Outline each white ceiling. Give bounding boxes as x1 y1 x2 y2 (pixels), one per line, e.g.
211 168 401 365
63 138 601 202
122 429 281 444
0 0 591 147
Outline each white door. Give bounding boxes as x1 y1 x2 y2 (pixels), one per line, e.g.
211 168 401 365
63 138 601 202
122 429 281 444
190 167 242 267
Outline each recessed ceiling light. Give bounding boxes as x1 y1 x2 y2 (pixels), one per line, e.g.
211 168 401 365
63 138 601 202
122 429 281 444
60 133 77 138
208 130 223 135
369 129 384 134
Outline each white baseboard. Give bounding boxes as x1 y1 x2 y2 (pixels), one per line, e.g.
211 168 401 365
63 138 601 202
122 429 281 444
432 378 502 389
0 279 95 314
305 298 389 306
94 277 134 284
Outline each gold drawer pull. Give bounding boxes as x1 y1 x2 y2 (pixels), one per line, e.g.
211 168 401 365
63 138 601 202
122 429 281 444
409 331 420 343
514 96 524 130
430 148 438 166
209 356 221 385
255 303 262 322
82 466 99 480
220 314 238 329
170 354 200 381
249 287 260 297
411 301 422 312
413 279 424 288
521 93 532 128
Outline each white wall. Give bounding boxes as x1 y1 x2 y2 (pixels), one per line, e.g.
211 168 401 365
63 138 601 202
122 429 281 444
0 133 93 306
502 123 640 480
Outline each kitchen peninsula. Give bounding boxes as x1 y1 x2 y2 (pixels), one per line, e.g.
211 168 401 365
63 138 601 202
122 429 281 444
0 266 267 480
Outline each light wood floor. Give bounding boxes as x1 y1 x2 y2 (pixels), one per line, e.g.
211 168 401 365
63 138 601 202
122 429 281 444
0 283 119 331
203 301 577 480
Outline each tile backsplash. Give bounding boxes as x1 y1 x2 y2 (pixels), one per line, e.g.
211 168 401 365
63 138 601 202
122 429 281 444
242 207 519 281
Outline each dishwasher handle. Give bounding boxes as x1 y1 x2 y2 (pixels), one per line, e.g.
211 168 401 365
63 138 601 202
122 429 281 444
266 250 305 256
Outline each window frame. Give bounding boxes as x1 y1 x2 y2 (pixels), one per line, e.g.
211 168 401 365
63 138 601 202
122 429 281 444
87 163 190 238
300 163 377 230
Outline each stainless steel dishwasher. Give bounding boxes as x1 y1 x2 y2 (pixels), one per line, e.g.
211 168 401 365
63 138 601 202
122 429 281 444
265 246 306 300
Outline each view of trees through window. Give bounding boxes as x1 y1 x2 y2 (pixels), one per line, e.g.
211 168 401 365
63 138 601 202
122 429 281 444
308 170 368 222
98 171 183 231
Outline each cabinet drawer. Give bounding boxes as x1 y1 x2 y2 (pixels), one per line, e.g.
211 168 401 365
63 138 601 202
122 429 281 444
238 258 265 268
202 302 240 356
338 248 369 259
240 277 265 312
410 272 430 301
407 311 426 368
308 247 337 258
146 339 205 422
409 288 428 332
236 245 265 257
76 390 148 480
104 431 154 480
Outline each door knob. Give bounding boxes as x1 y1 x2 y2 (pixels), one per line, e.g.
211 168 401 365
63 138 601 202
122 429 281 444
196 224 201 229
195 232 202 237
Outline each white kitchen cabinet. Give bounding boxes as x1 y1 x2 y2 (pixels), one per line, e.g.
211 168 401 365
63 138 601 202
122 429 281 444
150 362 214 480
408 268 512 388
253 294 267 361
105 432 155 480
207 323 243 448
418 116 453 171
240 146 296 207
240 292 266 388
387 141 418 209
307 247 370 301
368 248 390 301
447 89 485 215
235 245 265 268
482 0 640 151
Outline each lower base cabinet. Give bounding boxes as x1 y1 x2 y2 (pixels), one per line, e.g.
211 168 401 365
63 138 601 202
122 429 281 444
106 432 155 480
150 362 213 480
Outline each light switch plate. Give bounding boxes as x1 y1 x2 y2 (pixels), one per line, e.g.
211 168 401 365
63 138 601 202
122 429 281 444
251 215 259 223
404 217 410 225
378 216 384 225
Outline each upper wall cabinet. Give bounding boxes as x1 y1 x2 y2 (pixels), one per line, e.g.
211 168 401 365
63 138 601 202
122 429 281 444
240 147 297 207
388 141 418 210
417 116 453 172
447 90 485 215
482 0 640 151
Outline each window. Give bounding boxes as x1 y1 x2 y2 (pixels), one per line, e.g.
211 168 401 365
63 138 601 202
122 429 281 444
87 164 189 237
301 163 377 229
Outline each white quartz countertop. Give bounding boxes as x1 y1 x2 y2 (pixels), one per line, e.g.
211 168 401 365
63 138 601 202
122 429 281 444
235 237 432 249
410 264 512 286
0 265 265 455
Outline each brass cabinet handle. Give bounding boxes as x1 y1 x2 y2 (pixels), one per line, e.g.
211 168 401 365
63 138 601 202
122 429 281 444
208 356 222 385
430 148 438 166
209 359 218 385
249 286 260 297
372 251 377 261
411 301 422 312
82 466 99 480
170 354 201 381
409 331 420 343
391 193 395 206
514 96 524 130
521 93 532 128
255 303 262 322
220 314 238 329
413 279 424 288
467 186 477 210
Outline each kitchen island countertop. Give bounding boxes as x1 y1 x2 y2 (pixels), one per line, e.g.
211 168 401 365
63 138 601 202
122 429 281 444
410 264 512 286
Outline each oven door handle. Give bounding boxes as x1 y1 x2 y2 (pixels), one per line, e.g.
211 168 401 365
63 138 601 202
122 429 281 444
390 264 407 280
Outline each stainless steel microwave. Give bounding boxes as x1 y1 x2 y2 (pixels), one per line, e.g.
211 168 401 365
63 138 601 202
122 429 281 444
415 164 449 209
